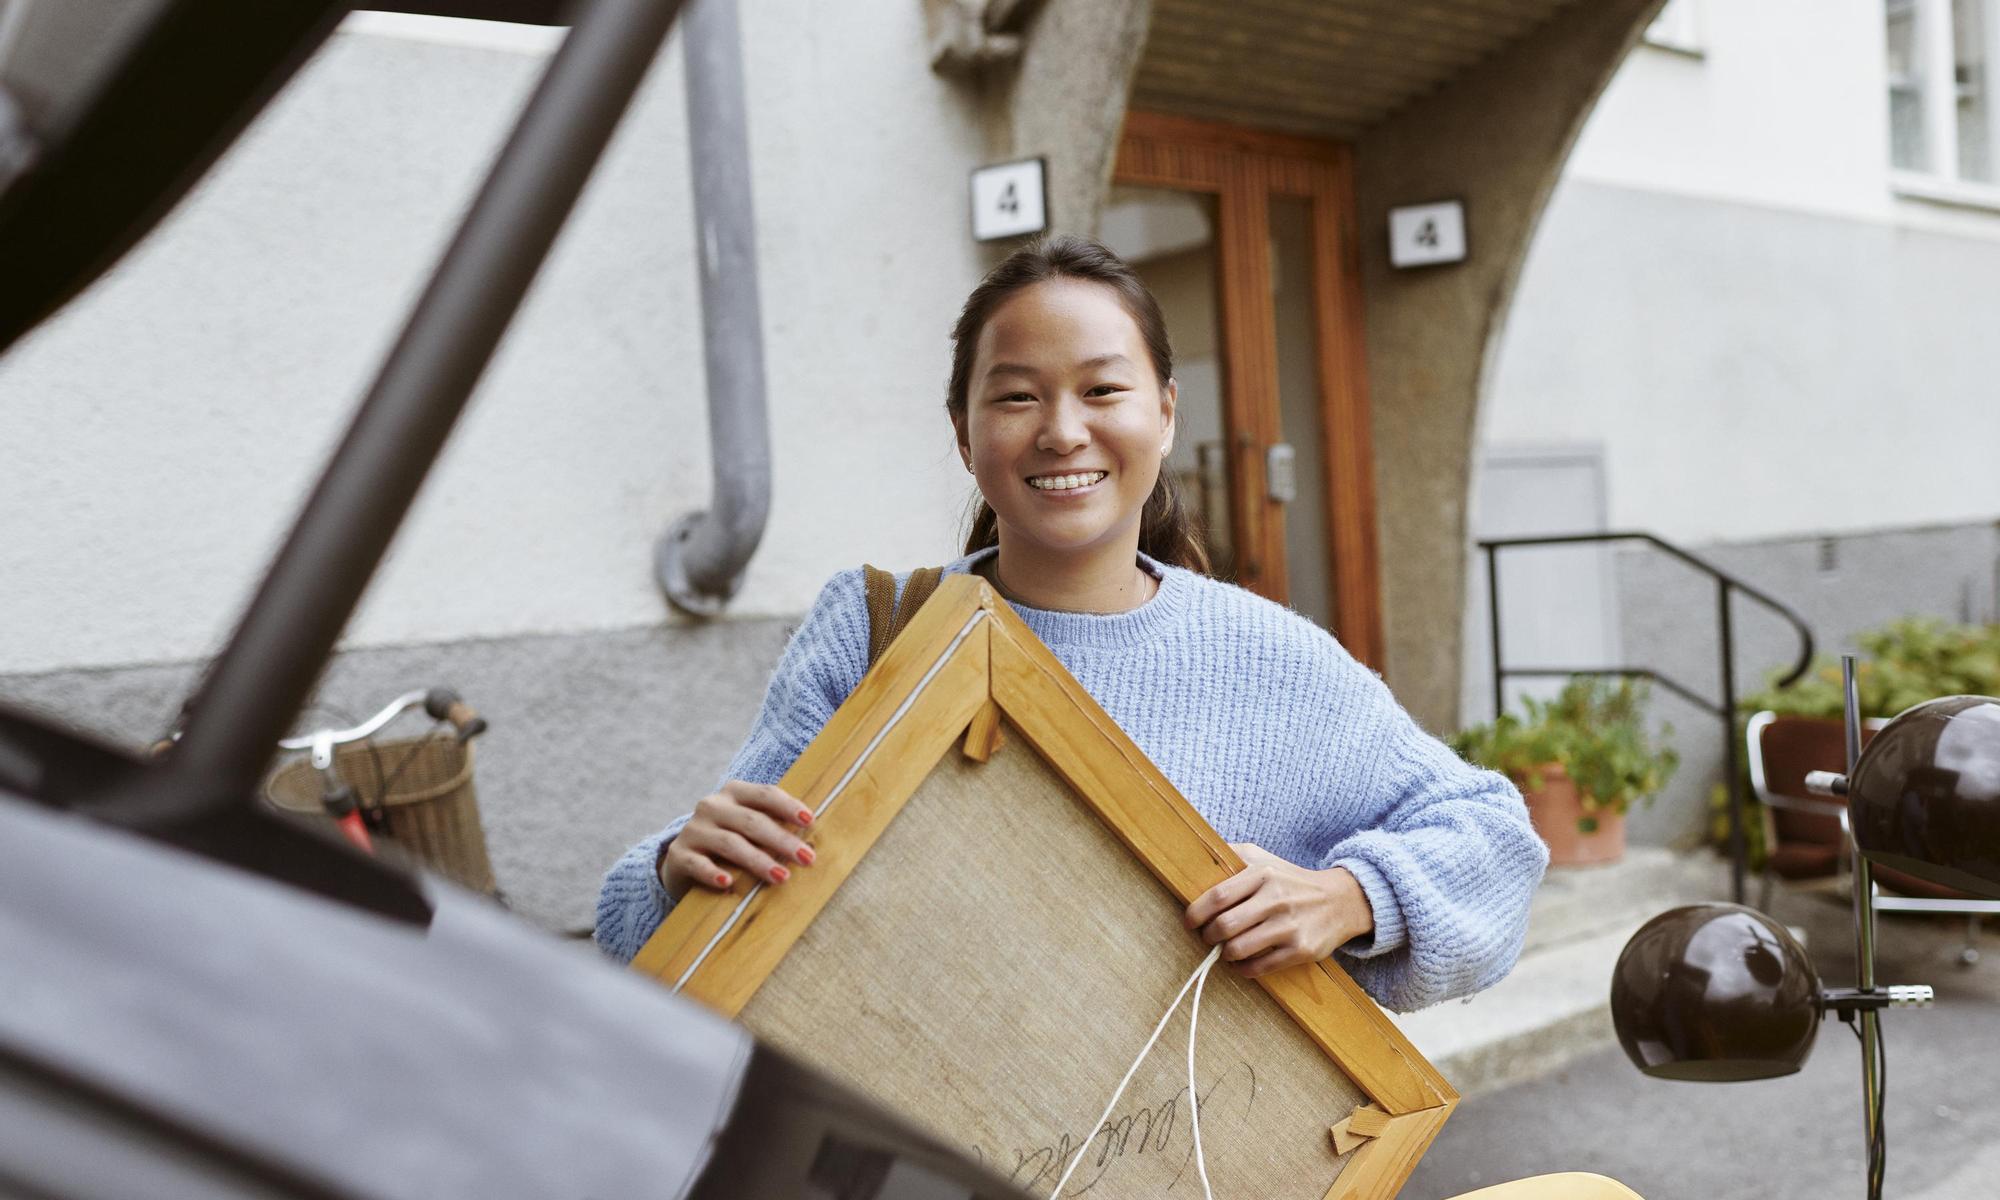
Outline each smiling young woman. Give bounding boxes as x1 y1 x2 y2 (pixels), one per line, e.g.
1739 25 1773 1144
948 241 1210 616
597 236 1547 1013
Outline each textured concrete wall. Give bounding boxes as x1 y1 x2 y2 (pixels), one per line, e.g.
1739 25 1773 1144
1608 521 2000 848
0 617 796 933
994 0 1154 239
1351 0 1663 733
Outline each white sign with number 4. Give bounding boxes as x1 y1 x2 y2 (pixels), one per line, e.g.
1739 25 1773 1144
971 159 1048 242
1388 200 1466 268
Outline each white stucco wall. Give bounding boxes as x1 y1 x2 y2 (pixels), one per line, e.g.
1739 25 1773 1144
1568 0 2000 240
0 9 991 675
1480 0 2000 545
1566 0 1892 222
1482 179 2000 545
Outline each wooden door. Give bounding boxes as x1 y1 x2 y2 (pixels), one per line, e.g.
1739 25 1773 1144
1105 111 1384 671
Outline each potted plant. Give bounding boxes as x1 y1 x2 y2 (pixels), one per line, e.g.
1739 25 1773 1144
1451 676 1679 867
1739 617 2000 723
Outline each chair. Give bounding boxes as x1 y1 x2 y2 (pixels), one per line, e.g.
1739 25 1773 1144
1746 711 1859 904
1747 710 1988 965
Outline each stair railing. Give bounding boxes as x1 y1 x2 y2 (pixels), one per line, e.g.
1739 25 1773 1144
1478 531 1816 905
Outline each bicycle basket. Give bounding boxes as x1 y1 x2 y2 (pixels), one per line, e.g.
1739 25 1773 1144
265 737 497 895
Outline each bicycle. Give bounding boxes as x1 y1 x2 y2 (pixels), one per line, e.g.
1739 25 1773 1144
263 688 498 896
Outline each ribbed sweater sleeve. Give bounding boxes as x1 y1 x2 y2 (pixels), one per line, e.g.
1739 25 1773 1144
592 570 869 963
1315 655 1549 1011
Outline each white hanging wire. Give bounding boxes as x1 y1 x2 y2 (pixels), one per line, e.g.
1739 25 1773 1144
1185 942 1217 1193
1047 944 1223 1200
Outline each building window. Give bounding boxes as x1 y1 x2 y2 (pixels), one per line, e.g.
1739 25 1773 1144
1959 0 1994 180
1888 0 2000 186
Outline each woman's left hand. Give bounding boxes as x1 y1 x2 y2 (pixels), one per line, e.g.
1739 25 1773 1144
1183 843 1375 978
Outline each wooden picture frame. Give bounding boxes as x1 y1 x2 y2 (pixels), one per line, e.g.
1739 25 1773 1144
632 576 1454 1198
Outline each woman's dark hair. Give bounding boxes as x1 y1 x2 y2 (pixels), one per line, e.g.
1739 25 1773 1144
947 234 1211 574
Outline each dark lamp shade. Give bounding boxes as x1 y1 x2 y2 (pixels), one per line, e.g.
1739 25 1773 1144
1610 904 1821 1082
1848 695 2000 900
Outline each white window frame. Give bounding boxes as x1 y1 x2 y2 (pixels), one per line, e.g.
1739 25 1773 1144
1889 0 2000 207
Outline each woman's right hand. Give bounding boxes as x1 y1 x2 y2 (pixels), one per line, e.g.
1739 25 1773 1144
659 781 817 900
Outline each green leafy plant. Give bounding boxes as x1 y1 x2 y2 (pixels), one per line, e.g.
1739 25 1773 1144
1739 617 2000 722
1450 676 1679 833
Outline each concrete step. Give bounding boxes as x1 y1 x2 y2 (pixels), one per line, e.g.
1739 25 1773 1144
1391 847 1733 1096
1517 845 1728 956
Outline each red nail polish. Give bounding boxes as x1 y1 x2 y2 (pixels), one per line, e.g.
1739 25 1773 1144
796 846 816 865
714 873 731 888
797 809 814 825
769 865 790 883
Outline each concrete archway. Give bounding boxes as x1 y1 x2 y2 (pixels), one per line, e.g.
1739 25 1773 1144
983 0 1666 729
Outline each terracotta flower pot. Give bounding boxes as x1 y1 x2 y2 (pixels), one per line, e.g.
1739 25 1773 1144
1518 763 1625 867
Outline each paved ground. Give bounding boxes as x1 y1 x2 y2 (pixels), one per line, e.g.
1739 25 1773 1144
1404 886 2000 1200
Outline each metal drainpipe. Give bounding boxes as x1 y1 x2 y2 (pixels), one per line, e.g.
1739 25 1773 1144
656 0 769 616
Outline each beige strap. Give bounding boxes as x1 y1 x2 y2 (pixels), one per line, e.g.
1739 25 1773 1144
863 564 945 667
897 566 943 630
863 565 897 665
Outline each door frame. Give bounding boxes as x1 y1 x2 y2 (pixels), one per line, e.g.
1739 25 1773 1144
1112 110 1384 670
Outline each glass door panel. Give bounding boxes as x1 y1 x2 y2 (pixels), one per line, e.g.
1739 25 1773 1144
1109 111 1384 669
1268 194 1335 630
1100 185 1238 582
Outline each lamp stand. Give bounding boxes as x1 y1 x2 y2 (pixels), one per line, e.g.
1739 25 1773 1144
1843 654 1887 1200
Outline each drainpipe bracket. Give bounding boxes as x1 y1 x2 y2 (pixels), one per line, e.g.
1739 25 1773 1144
656 512 742 618
923 0 1045 79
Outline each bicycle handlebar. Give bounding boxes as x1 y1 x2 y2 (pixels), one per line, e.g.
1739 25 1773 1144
277 687 487 751
424 688 488 743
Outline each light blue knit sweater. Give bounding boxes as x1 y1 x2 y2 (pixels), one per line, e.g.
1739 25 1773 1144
596 548 1546 1012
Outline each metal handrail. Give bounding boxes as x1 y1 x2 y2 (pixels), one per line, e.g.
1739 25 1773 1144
1478 530 1818 906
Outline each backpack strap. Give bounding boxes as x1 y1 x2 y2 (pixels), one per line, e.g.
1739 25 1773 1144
862 563 945 667
863 565 897 664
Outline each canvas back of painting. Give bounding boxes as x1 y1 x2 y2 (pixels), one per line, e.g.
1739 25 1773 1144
737 730 1368 1199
